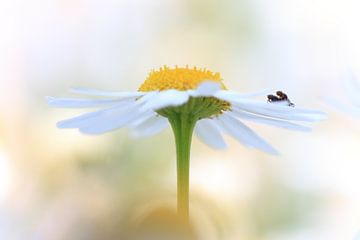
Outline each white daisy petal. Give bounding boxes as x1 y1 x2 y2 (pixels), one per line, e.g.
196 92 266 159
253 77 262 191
218 113 279 155
56 102 130 129
78 105 149 135
229 109 312 132
56 91 158 132
130 115 168 138
214 116 251 148
47 96 129 108
136 91 159 104
189 81 222 97
57 111 101 129
70 87 145 98
140 90 189 111
230 98 326 115
231 102 326 122
214 89 271 100
79 111 147 135
57 101 146 134
195 119 227 149
217 90 325 122
129 112 157 128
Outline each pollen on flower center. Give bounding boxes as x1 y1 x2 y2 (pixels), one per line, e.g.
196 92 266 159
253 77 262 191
139 65 226 92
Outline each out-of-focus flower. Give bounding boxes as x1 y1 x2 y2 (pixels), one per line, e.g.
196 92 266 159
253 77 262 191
48 66 325 154
325 73 360 117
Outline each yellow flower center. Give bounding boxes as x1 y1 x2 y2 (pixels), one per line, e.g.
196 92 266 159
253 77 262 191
139 66 226 92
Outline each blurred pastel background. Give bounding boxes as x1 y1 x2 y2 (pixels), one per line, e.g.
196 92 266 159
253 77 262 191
1 0 360 239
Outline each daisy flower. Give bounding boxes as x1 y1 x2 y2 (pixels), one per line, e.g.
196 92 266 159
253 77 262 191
48 66 325 222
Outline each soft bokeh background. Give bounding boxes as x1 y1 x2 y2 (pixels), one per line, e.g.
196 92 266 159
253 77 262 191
1 0 360 239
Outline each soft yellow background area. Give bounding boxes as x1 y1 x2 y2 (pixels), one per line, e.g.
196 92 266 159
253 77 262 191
1 0 360 239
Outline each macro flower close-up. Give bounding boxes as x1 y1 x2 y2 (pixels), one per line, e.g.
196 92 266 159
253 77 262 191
3 0 360 239
48 65 325 224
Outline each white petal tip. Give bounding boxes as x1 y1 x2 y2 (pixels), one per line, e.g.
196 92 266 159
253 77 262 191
259 146 279 155
46 96 56 106
269 151 280 156
245 144 279 155
78 128 106 135
56 121 72 129
257 144 279 155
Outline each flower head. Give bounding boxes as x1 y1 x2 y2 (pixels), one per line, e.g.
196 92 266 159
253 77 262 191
139 65 225 91
48 65 325 155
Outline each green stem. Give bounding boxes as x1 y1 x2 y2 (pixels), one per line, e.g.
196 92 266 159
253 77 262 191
169 113 197 223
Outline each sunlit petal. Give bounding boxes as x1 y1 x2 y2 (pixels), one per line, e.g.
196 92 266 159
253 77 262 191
130 115 168 138
218 113 278 155
195 119 227 149
230 102 326 122
230 109 312 132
